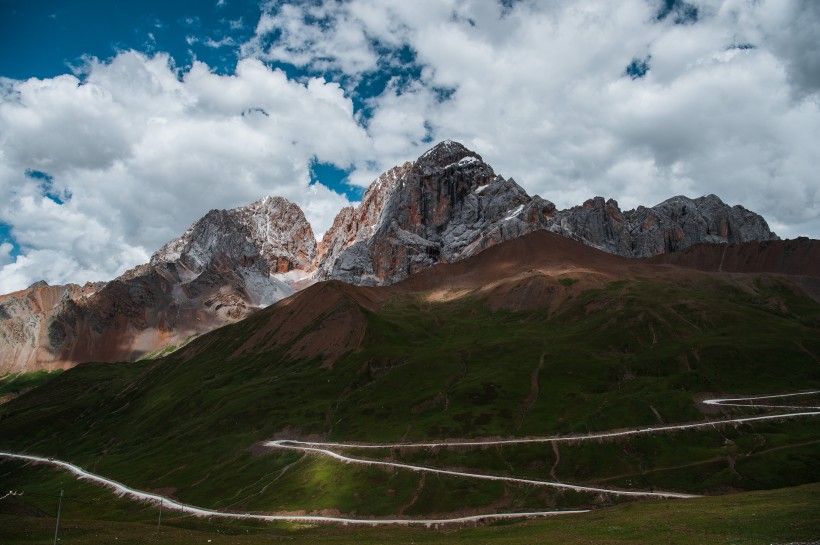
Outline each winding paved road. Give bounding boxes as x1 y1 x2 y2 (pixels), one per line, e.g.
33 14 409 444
265 440 697 499
2 390 819 526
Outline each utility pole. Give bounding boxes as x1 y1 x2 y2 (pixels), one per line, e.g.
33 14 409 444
157 498 163 530
52 489 63 545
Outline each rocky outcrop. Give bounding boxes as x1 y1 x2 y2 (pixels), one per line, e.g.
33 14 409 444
549 194 778 258
315 162 412 280
153 196 316 280
319 140 777 286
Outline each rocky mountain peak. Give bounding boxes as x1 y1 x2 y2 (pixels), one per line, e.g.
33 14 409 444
321 141 555 285
414 140 482 172
315 162 413 280
152 195 316 275
231 195 317 273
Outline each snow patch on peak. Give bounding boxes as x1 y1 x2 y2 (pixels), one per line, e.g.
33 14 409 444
504 204 525 221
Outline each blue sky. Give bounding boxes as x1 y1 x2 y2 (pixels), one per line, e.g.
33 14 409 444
1 0 258 78
0 0 818 292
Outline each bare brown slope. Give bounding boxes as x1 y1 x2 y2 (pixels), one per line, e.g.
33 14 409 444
222 231 665 367
397 230 633 290
231 281 387 367
645 238 820 277
390 230 653 311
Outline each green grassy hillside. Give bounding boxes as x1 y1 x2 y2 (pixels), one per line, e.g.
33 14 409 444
1 264 819 520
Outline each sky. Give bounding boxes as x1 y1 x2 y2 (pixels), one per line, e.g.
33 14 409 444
0 0 818 293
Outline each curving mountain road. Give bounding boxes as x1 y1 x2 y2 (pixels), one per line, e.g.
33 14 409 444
264 440 697 499
2 391 819 525
0 451 585 526
271 390 820 451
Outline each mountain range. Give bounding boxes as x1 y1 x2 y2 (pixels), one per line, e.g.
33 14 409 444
0 140 802 374
1 156 819 535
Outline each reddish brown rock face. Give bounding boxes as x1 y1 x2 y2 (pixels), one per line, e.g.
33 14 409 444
315 163 412 280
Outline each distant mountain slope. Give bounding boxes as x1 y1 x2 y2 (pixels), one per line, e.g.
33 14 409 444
645 237 820 276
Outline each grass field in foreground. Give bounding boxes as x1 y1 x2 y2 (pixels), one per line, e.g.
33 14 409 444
0 457 818 544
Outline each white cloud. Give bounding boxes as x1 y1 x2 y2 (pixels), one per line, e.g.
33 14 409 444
204 36 236 49
244 0 820 239
0 51 371 292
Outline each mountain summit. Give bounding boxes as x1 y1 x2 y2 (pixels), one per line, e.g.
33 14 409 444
318 140 556 285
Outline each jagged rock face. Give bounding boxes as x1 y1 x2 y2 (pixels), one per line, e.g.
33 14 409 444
150 196 315 306
0 197 311 373
231 196 317 273
323 140 557 285
153 196 316 275
320 140 778 286
315 162 412 280
547 197 633 256
550 194 778 258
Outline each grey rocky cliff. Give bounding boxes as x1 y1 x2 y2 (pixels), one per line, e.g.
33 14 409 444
315 162 412 280
549 194 778 258
154 196 316 274
319 140 778 286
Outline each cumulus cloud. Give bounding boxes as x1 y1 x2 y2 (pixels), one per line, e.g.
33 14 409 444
0 51 370 292
245 0 820 240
